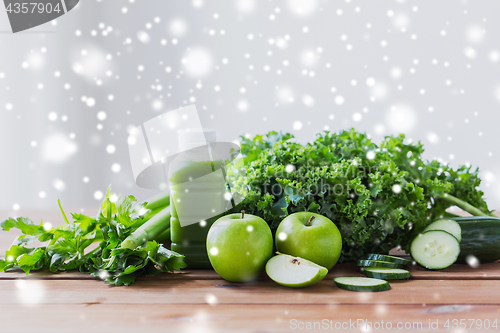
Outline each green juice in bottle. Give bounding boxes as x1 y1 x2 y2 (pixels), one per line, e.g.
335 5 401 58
169 130 228 268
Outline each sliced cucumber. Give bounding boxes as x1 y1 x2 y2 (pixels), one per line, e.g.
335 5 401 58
356 260 403 269
367 253 413 266
362 267 411 280
333 277 391 292
410 230 460 270
423 219 462 242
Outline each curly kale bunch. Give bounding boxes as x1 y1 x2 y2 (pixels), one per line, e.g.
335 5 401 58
236 129 494 262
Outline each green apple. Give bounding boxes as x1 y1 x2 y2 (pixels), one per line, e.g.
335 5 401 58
265 253 328 288
275 212 342 270
207 211 273 282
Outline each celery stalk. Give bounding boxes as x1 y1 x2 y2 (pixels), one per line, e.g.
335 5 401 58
154 227 171 245
438 193 498 217
145 190 170 211
121 206 171 249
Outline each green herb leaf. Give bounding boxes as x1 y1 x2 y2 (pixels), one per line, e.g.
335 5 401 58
0 187 180 285
237 129 491 262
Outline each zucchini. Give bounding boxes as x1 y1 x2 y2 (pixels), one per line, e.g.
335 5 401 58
423 219 462 242
367 254 412 266
362 267 411 280
333 277 391 292
356 260 403 269
410 230 460 269
451 216 500 263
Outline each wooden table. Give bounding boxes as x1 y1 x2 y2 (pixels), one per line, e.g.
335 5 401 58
1 211 499 332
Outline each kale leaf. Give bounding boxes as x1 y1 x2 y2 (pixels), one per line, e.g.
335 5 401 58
236 129 492 262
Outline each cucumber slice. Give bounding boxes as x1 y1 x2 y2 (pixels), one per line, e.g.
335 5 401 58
367 254 413 266
423 219 462 242
333 277 391 292
356 260 403 269
362 267 411 280
410 230 460 270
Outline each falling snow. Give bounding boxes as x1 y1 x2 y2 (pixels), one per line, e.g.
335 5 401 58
1 0 499 211
182 48 213 78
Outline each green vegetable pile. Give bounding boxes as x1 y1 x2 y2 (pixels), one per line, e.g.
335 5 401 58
236 129 496 262
0 188 185 286
0 128 495 283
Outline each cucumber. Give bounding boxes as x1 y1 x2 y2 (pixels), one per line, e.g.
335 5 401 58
356 260 403 269
367 254 413 266
410 230 460 269
423 219 462 242
451 216 500 263
362 267 411 280
333 277 391 292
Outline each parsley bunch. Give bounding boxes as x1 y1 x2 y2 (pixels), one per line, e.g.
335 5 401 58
237 129 494 262
0 187 185 286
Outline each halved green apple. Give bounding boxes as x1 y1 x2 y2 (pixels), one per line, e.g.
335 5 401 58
265 253 328 288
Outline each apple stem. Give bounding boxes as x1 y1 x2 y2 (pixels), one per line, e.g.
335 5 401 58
307 216 315 226
241 210 245 219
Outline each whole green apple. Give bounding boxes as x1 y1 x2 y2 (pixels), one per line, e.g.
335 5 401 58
207 211 273 282
275 212 342 270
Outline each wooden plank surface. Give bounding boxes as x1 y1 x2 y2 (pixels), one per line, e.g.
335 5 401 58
1 279 499 305
1 304 499 333
2 210 500 333
2 261 499 281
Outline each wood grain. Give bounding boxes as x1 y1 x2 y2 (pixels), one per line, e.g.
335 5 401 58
2 261 499 281
1 279 499 306
1 304 499 333
2 209 500 332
